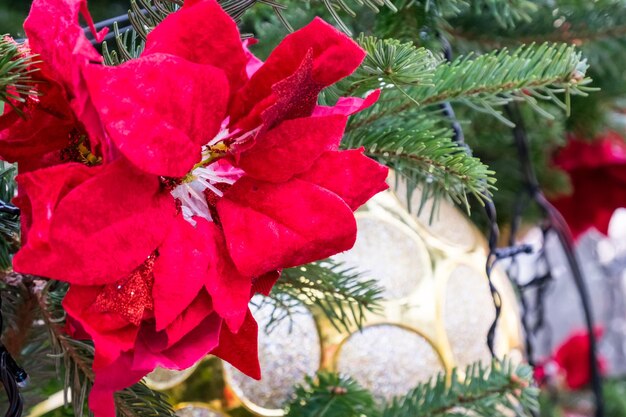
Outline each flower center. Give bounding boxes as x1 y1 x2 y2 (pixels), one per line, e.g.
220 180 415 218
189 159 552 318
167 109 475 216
170 126 253 226
60 130 102 166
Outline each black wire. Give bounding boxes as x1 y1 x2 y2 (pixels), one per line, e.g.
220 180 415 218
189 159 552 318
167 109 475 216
505 102 604 417
0 350 23 417
438 32 507 358
0 202 19 216
0 288 26 417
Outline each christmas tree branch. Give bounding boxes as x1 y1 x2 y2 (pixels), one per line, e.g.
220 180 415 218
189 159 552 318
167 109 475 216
347 41 592 131
343 111 495 208
0 36 40 111
285 372 376 417
269 260 383 332
285 359 538 417
382 360 537 417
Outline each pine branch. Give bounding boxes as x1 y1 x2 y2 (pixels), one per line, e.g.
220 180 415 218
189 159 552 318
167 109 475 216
343 110 495 209
416 0 537 27
466 0 537 28
268 260 383 332
38 282 177 417
449 0 626 77
286 359 538 417
381 360 538 417
348 41 593 130
0 162 18 271
285 372 376 417
0 36 40 111
314 0 397 35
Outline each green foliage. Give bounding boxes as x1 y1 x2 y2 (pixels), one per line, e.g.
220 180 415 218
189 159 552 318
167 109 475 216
0 35 41 113
270 260 383 332
344 110 496 209
463 104 570 228
382 360 538 417
603 378 626 417
286 372 376 417
345 38 591 121
286 360 539 417
333 37 588 210
0 161 18 271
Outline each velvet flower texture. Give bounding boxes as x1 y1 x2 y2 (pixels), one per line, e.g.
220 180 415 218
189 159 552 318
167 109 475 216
7 0 388 416
0 0 109 173
550 130 626 240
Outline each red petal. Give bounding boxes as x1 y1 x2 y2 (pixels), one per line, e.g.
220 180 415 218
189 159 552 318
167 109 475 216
13 162 94 252
230 18 365 128
252 270 281 296
63 285 140 368
312 90 380 117
297 149 389 210
24 0 110 157
164 289 215 348
24 0 104 91
217 176 356 276
235 115 347 182
153 216 213 330
160 312 221 368
243 39 263 77
144 0 248 97
134 311 221 370
0 109 71 164
205 223 252 332
14 158 177 284
89 351 150 417
0 73 74 166
84 54 229 177
211 310 260 379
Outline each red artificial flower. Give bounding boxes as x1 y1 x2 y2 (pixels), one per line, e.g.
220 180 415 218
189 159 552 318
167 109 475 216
550 130 626 239
534 328 607 390
10 1 388 416
0 0 109 172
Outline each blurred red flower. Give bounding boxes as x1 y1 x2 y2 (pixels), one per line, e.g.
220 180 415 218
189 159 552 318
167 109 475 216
551 130 626 239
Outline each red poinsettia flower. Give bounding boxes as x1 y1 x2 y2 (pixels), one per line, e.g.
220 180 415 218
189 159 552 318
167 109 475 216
534 328 607 390
11 0 388 416
0 0 109 172
550 130 626 239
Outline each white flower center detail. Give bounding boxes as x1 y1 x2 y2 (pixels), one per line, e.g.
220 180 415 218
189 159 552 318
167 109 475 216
171 164 241 226
171 124 256 226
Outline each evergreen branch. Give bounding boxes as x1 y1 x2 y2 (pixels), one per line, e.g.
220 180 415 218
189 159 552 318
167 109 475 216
466 0 537 28
381 360 538 417
285 372 376 417
269 260 383 332
38 282 176 417
343 111 495 209
317 0 397 35
286 360 538 417
116 382 176 417
347 42 592 130
415 0 536 27
341 36 439 97
448 0 626 76
0 162 18 271
0 36 41 110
